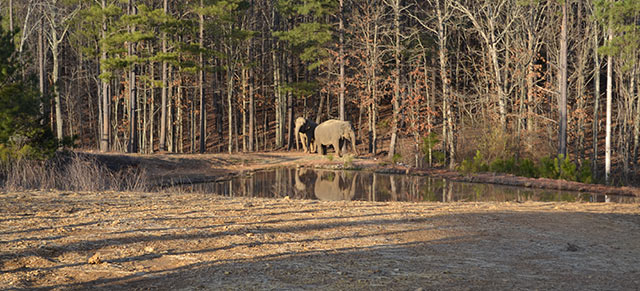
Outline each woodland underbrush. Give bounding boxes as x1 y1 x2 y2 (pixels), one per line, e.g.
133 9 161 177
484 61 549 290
457 127 593 183
0 151 147 192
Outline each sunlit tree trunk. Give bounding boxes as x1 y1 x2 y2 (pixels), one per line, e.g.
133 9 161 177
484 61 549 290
242 65 248 152
592 19 601 178
51 36 63 141
605 24 613 183
558 0 567 157
436 0 454 169
8 0 13 32
227 56 234 154
159 0 169 151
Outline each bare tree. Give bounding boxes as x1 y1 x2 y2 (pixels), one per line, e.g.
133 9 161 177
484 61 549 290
385 0 405 159
41 0 81 142
411 0 455 168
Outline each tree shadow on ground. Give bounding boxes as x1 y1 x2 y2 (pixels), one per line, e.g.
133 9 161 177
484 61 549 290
2 210 640 290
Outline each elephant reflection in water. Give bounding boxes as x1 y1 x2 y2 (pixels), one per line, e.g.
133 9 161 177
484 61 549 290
293 169 359 201
293 167 317 198
313 171 359 201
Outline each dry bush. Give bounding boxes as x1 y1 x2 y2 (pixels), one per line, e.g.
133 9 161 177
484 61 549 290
1 152 147 192
458 123 556 163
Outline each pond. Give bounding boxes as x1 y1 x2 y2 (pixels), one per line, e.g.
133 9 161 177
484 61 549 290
162 167 639 204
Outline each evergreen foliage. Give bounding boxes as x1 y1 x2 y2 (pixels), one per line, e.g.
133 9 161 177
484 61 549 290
0 21 56 162
459 152 593 184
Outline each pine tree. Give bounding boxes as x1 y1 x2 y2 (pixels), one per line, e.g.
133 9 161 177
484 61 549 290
0 20 56 160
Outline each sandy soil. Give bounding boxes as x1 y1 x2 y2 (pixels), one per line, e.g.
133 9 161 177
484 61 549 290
1 189 639 290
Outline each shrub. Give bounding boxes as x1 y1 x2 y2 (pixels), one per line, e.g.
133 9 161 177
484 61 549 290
556 155 577 181
476 127 518 162
392 153 402 164
578 160 593 184
538 156 558 179
517 158 538 178
490 157 517 174
421 132 446 166
458 150 488 174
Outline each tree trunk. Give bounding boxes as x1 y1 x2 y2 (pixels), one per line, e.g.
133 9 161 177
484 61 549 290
592 20 600 178
52 41 63 142
316 92 325 124
127 0 138 153
286 55 294 150
149 60 155 153
167 65 174 152
199 0 206 153
142 68 147 153
605 25 613 183
338 0 345 121
242 66 248 152
273 50 283 148
249 63 254 152
38 20 47 127
634 75 640 170
159 0 169 151
388 0 401 159
227 61 234 154
557 0 568 157
9 0 13 33
177 84 183 153
436 0 453 169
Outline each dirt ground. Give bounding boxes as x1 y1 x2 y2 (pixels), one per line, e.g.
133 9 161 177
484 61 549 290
1 190 639 290
1 152 640 290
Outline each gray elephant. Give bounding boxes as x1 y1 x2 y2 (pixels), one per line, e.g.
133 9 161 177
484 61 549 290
313 171 359 201
314 119 359 157
294 117 318 153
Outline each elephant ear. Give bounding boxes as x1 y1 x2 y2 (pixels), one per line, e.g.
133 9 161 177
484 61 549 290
342 122 351 136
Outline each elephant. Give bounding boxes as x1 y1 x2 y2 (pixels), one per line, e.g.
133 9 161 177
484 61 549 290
314 119 359 157
294 117 318 153
313 170 359 201
293 167 317 199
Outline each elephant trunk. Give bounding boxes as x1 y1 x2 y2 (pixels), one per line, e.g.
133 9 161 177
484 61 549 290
350 131 359 156
294 123 301 151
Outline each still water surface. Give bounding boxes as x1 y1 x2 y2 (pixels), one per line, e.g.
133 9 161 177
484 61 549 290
164 167 638 203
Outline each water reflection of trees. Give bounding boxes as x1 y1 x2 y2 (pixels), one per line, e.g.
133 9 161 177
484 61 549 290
160 167 639 204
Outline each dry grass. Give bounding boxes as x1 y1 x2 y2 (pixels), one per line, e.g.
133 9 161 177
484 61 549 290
1 152 147 192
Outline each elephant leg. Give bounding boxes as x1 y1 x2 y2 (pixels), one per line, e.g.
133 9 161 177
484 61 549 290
301 134 308 153
333 141 342 157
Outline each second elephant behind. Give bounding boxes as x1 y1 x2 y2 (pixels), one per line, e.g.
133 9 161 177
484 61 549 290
314 119 359 157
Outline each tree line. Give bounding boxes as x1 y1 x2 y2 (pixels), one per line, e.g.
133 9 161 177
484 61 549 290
2 0 639 183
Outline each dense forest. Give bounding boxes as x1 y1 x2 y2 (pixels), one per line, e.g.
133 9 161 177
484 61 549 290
1 0 640 184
